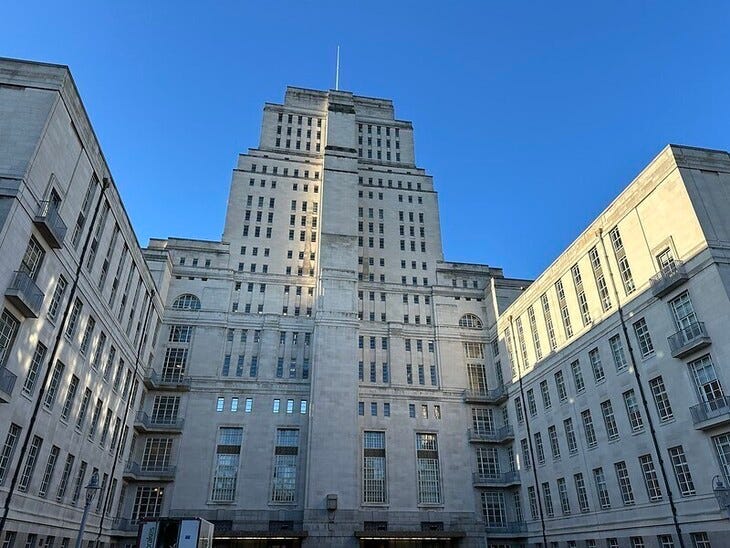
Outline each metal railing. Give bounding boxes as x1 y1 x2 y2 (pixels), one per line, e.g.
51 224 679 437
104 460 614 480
468 425 514 442
134 411 184 430
124 461 176 478
668 321 710 357
463 385 508 403
0 367 17 401
690 396 730 426
5 270 44 317
650 261 688 297
145 369 191 388
473 471 520 485
35 200 67 247
484 521 527 534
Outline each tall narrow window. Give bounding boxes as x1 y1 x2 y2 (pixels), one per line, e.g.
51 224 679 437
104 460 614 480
554 370 567 402
623 389 644 432
639 454 663 501
649 376 674 422
0 423 22 484
363 431 386 503
571 360 585 393
593 467 611 509
688 354 724 408
540 293 558 350
271 429 299 502
600 400 620 440
609 227 635 295
609 334 628 371
55 454 74 500
22 342 47 396
668 446 695 496
38 445 60 498
581 409 597 447
571 264 591 326
588 246 612 311
555 279 573 338
527 306 542 361
18 435 43 492
633 318 654 358
211 427 242 502
416 433 441 504
588 348 605 383
614 461 635 505
542 482 554 517
574 473 590 512
0 309 20 369
557 477 571 514
564 418 578 454
43 361 65 409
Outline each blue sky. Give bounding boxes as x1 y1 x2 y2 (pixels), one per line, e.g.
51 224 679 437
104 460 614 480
3 1 729 279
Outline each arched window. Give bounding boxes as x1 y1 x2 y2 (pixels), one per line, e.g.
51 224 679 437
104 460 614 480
172 294 201 311
459 313 483 329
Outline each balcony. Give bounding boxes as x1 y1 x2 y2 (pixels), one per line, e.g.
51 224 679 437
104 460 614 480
668 321 711 359
472 471 521 488
33 201 67 248
143 370 191 391
690 397 730 430
111 518 138 534
468 425 514 444
650 261 689 298
133 412 184 433
484 521 527 536
5 271 44 318
463 385 508 405
123 461 176 481
0 367 17 403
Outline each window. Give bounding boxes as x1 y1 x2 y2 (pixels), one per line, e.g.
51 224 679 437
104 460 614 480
574 473 590 512
589 246 612 311
623 389 644 432
690 533 711 548
601 400 620 440
593 467 611 509
520 438 531 469
581 410 597 447
614 461 635 505
556 477 570 514
38 445 60 498
609 334 628 371
564 418 578 454
415 433 441 504
60 375 79 421
211 428 242 502
633 318 654 358
527 486 539 519
514 397 524 424
43 361 65 409
657 535 675 548
172 294 201 310
554 370 567 402
363 431 386 503
271 429 299 502
216 397 224 412
570 360 584 393
649 376 674 422
540 293 558 350
688 354 724 408
539 380 551 409
588 348 605 382
534 432 545 464
548 425 561 460
571 264 591 326
542 482 554 517
555 279 573 338
22 343 47 396
458 314 483 329
639 454 663 501
480 491 506 527
609 226 635 294
631 537 646 548
132 486 165 522
0 423 22 484
55 453 74 501
47 276 68 321
668 446 695 496
526 389 537 416
527 306 542 360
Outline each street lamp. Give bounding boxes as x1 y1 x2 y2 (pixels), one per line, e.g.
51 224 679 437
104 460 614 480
74 472 100 548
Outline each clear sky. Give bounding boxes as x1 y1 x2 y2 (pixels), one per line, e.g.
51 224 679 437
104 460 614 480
3 1 729 279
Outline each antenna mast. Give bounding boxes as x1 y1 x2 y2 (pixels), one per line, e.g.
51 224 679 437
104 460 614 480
335 46 340 91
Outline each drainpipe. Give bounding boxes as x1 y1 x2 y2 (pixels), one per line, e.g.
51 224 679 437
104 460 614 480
597 228 685 548
0 177 110 533
508 317 548 548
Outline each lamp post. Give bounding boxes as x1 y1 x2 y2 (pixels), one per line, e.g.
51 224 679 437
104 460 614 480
74 472 100 548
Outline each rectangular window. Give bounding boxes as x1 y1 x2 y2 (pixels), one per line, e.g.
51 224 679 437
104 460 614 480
47 276 68 321
22 342 48 396
542 482 554 517
0 423 22 485
43 361 65 409
0 310 20 369
639 454 663 501
554 370 567 402
70 460 88 505
668 446 695 496
555 279 573 338
540 380 551 409
633 318 654 358
548 425 561 460
520 438 531 469
574 473 590 512
211 428 242 502
60 375 79 421
623 389 644 432
527 305 542 360
571 360 585 393
609 334 628 371
581 409 597 447
609 227 635 295
526 389 537 416
688 354 724 406
363 431 386 503
55 453 74 500
271 428 299 502
593 467 611 509
614 460 635 505
540 293 558 350
480 491 506 527
64 299 83 339
571 264 591 326
534 432 545 464
38 445 60 498
564 418 578 454
132 486 165 523
557 477 570 514
588 348 605 382
527 486 539 519
601 400 620 440
649 376 674 422
416 433 441 504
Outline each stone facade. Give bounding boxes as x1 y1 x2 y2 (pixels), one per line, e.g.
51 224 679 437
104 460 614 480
1 57 730 548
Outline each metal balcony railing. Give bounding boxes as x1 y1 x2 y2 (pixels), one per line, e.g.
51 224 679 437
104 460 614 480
5 270 44 318
468 425 514 443
34 200 67 248
111 517 138 532
134 411 184 432
472 471 521 486
484 521 527 534
0 367 17 403
650 261 689 298
143 369 191 391
463 385 508 404
668 321 711 359
689 397 730 429
123 461 176 480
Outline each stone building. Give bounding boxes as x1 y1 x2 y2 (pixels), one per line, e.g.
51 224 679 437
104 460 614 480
1 57 730 548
